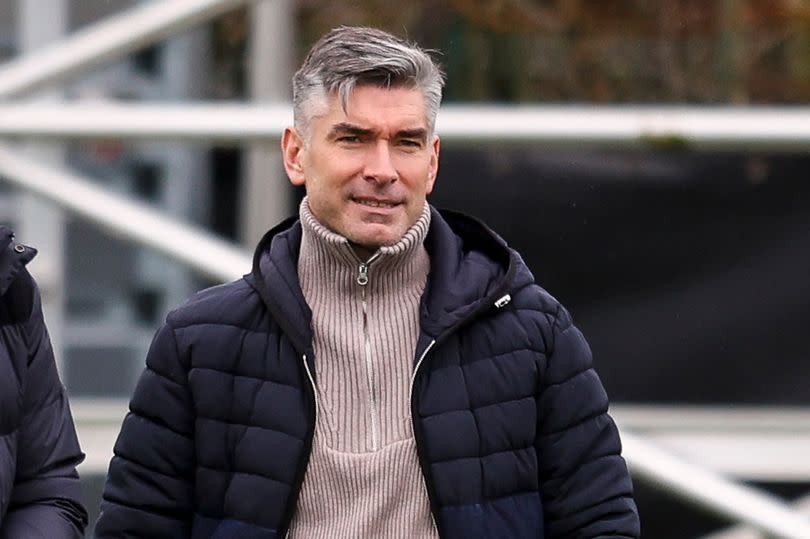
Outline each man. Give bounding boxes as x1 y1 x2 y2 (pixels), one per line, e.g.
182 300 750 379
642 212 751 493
0 228 87 538
97 26 639 538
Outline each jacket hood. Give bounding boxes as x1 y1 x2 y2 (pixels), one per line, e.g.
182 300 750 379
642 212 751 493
246 207 535 353
248 216 312 356
419 207 534 340
0 226 37 295
0 226 37 322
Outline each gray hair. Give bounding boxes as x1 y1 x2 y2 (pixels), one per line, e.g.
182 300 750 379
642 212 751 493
292 26 445 137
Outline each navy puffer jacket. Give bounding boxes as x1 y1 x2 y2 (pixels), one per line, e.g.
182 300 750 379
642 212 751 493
0 228 87 538
97 208 639 538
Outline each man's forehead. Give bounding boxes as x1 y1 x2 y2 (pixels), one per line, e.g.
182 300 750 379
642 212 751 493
320 85 428 122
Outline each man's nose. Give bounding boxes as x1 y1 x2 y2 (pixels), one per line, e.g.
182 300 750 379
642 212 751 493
363 141 398 183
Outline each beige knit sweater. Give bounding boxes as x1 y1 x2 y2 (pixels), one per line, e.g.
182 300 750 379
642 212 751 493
287 198 438 538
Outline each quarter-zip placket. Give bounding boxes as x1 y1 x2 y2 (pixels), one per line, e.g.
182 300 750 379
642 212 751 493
354 251 382 451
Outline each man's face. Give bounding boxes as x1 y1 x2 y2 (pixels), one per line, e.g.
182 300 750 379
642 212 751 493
282 85 440 252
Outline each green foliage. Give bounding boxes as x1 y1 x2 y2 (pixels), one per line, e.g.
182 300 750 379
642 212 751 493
309 0 810 104
216 1 810 104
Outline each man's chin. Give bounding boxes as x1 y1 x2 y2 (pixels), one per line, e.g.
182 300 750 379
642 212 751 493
349 226 403 251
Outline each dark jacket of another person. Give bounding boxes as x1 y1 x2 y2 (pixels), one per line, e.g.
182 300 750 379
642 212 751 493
0 228 87 538
97 208 639 538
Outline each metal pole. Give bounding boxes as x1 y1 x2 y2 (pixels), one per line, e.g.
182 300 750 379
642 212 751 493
0 102 289 141
2 103 810 149
623 431 810 539
0 102 290 141
0 143 251 282
157 27 214 310
701 493 810 539
0 0 254 99
241 0 294 247
17 0 67 374
434 105 810 148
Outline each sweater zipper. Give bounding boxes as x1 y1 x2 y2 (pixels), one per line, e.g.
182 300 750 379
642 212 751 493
355 252 382 451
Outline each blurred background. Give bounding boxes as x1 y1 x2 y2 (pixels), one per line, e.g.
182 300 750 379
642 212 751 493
1 0 810 537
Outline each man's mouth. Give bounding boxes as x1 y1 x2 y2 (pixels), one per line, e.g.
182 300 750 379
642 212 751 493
352 197 400 209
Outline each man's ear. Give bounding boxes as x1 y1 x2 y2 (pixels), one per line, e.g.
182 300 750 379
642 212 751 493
281 127 306 186
426 135 440 195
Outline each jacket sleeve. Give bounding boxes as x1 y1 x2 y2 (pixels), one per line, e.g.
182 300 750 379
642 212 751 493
535 305 640 538
1 274 87 539
95 321 195 538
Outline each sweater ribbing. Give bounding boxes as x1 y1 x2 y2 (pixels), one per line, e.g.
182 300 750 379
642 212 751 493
288 198 437 538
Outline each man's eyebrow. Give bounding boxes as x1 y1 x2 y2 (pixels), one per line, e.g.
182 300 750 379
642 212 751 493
328 123 374 138
396 128 428 141
327 123 429 141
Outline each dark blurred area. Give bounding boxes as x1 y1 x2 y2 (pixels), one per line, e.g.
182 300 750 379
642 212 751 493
430 148 810 405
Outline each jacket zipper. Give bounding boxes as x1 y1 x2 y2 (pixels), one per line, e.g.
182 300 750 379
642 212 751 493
282 353 318 539
355 252 381 451
410 338 439 532
301 353 318 421
410 339 436 395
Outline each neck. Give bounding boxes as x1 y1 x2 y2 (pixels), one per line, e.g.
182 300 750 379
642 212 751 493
298 197 431 270
349 243 376 262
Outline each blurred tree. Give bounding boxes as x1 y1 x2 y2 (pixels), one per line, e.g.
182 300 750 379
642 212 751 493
210 0 810 104
212 10 248 98
298 0 424 52
447 0 561 32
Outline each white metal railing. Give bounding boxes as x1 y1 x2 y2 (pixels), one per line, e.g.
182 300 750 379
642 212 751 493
702 494 810 539
611 405 810 482
0 0 255 284
0 102 289 141
2 102 810 149
69 396 810 539
624 432 810 538
2 0 810 537
0 0 254 99
437 105 810 149
75 401 810 483
0 143 250 282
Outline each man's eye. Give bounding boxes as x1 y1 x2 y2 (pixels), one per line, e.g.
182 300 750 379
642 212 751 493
338 135 361 143
399 139 422 147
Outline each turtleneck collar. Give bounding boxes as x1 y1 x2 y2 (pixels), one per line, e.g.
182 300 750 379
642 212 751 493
298 196 431 272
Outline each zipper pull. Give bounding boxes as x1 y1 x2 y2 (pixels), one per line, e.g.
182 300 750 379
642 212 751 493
357 263 369 286
494 294 511 309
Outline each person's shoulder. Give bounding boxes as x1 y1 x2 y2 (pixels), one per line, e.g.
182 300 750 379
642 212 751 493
511 280 567 321
164 277 260 330
431 207 571 326
507 258 578 334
